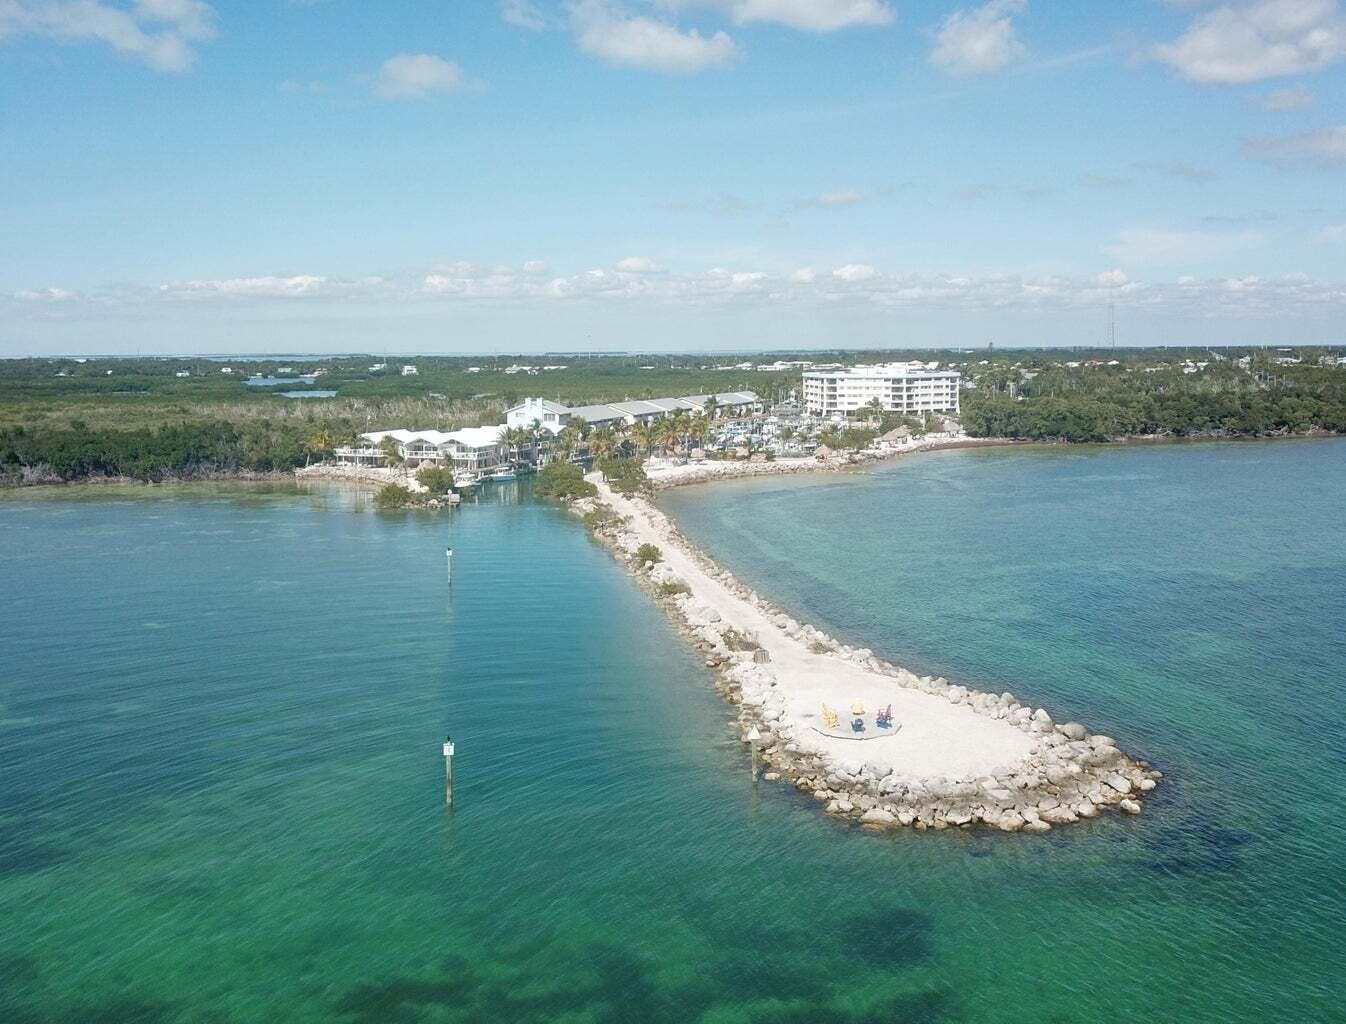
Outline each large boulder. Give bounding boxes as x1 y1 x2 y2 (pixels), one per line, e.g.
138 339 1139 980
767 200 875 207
1105 774 1132 795
1059 722 1088 741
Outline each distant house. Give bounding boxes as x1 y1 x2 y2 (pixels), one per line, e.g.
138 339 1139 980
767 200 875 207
175 370 191 378
220 367 233 374
401 364 419 376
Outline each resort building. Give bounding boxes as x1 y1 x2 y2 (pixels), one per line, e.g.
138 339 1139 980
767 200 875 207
565 391 761 429
802 364 960 416
334 427 509 475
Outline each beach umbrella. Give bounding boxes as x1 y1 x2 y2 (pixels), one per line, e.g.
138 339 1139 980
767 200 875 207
850 700 866 716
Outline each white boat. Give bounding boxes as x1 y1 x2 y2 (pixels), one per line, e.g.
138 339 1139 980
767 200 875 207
487 468 517 481
453 472 478 489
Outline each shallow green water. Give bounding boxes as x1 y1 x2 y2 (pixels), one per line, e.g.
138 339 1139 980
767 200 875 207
3 444 1344 1022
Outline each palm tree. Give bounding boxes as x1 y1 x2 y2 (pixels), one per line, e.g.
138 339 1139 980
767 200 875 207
304 428 335 466
703 394 719 420
630 422 654 456
672 413 693 453
865 397 884 423
655 416 679 455
380 436 404 467
556 424 581 462
502 426 529 467
687 416 709 451
588 427 616 461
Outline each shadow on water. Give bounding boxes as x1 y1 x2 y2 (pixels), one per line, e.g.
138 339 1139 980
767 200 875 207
837 907 935 969
1139 821 1255 878
0 998 179 1024
331 931 955 1024
0 834 69 878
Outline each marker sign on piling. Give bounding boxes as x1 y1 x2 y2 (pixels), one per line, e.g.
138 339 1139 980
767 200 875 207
444 735 455 807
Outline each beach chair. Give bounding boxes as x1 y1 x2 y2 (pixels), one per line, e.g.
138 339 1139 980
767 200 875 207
877 705 893 728
851 717 865 733
821 704 840 729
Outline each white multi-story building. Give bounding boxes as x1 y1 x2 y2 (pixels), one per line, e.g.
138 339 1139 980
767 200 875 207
505 398 570 434
802 364 960 416
334 428 509 476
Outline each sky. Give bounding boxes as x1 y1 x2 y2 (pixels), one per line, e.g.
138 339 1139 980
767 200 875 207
1 0 1344 355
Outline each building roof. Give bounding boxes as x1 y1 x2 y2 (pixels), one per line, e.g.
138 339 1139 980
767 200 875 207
565 403 627 424
447 426 506 449
802 364 958 380
506 398 569 415
684 391 760 406
360 427 504 449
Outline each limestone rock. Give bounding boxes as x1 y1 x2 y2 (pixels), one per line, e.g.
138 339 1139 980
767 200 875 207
1105 774 1132 795
1059 722 1088 741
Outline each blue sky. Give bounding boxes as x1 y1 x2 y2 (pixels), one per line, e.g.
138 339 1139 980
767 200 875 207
1 0 1344 354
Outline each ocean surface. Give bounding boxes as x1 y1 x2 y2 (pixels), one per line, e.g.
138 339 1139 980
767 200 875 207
2 440 1344 1023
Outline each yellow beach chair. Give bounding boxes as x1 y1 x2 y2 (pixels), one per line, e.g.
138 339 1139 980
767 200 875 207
821 704 840 729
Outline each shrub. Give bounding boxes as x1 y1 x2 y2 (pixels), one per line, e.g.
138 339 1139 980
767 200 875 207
582 506 621 533
535 461 597 500
656 581 690 597
636 543 662 564
416 465 455 494
722 628 760 651
598 457 649 495
373 483 416 509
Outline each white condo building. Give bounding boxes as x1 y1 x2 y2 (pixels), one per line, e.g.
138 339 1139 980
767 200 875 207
802 364 960 416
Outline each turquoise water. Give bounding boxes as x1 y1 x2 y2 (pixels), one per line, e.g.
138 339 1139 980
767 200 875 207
3 443 1344 1022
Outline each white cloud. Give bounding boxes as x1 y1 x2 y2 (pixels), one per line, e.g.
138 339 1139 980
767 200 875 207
1243 124 1346 166
930 0 1028 76
1103 227 1260 267
164 275 332 298
278 79 326 94
569 0 737 73
833 263 877 281
1154 0 1346 84
659 0 893 32
373 53 465 98
522 259 549 274
0 0 217 71
810 189 863 207
15 286 76 302
14 263 1346 345
1078 173 1134 188
500 0 546 30
1317 223 1346 241
1135 159 1218 181
1261 84 1313 109
616 256 666 272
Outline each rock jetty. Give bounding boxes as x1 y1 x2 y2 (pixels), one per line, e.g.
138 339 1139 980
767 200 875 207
573 476 1160 834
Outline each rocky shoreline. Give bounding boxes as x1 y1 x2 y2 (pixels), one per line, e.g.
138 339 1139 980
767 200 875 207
572 478 1161 834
